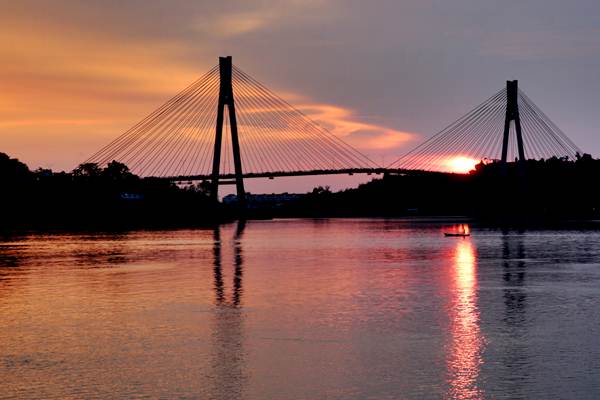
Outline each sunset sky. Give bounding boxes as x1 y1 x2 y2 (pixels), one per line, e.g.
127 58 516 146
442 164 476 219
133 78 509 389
1 0 599 191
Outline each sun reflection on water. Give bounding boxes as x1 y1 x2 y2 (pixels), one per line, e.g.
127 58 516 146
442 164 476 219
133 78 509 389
446 239 485 400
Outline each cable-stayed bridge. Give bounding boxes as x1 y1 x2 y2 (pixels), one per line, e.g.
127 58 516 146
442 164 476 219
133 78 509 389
85 56 582 204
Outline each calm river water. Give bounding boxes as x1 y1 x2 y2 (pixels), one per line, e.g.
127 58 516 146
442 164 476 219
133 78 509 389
1 219 600 399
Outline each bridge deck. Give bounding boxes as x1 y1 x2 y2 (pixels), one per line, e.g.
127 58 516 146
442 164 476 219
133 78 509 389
163 168 395 181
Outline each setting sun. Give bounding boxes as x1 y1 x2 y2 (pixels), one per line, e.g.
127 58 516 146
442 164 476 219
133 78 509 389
445 156 479 173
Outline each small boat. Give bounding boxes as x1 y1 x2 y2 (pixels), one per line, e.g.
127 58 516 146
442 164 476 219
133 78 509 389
444 232 470 237
444 224 470 237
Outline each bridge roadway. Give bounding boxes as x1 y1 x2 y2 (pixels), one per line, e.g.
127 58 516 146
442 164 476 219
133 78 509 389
162 168 417 183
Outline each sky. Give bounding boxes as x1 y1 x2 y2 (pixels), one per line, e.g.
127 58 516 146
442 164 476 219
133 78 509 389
1 0 599 193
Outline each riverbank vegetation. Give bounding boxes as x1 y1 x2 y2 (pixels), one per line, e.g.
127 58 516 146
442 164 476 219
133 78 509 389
274 154 600 223
0 153 221 228
2 151 599 228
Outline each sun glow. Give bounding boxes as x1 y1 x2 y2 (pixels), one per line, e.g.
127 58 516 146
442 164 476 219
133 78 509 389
446 156 479 173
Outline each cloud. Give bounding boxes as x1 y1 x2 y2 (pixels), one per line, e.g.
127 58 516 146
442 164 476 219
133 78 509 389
0 119 112 128
0 17 205 169
296 102 416 152
193 0 334 37
231 82 417 155
207 12 272 37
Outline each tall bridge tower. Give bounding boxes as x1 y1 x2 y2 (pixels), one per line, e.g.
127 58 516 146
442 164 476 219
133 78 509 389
501 80 525 163
211 56 246 205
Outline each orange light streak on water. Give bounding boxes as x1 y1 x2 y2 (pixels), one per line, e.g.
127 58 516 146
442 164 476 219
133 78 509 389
446 239 485 399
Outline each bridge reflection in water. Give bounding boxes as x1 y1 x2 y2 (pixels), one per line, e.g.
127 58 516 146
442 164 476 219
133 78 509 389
212 221 245 307
446 237 485 400
210 221 248 399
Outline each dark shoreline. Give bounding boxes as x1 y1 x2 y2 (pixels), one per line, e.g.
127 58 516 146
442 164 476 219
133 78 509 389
3 152 600 231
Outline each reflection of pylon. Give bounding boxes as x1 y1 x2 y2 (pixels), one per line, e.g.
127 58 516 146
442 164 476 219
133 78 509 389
211 56 246 206
501 80 525 163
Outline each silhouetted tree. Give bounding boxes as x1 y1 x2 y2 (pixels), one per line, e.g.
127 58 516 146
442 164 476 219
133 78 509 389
72 162 102 178
0 152 30 180
102 161 133 181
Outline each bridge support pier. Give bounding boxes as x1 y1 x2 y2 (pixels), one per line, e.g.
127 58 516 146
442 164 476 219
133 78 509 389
501 80 525 163
211 56 246 207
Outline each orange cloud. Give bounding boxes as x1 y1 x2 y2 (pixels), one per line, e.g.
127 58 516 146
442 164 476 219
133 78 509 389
296 102 415 151
230 79 416 154
194 0 334 37
0 18 206 170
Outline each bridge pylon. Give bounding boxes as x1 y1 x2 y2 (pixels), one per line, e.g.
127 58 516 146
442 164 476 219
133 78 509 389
211 56 246 206
501 80 525 163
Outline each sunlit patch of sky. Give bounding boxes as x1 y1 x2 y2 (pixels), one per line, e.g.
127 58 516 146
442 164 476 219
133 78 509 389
0 0 598 190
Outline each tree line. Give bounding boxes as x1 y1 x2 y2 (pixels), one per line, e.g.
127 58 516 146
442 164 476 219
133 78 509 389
1 151 599 228
269 154 600 224
0 153 222 228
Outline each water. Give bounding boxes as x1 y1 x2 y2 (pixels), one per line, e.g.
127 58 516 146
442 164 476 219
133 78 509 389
1 219 600 399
